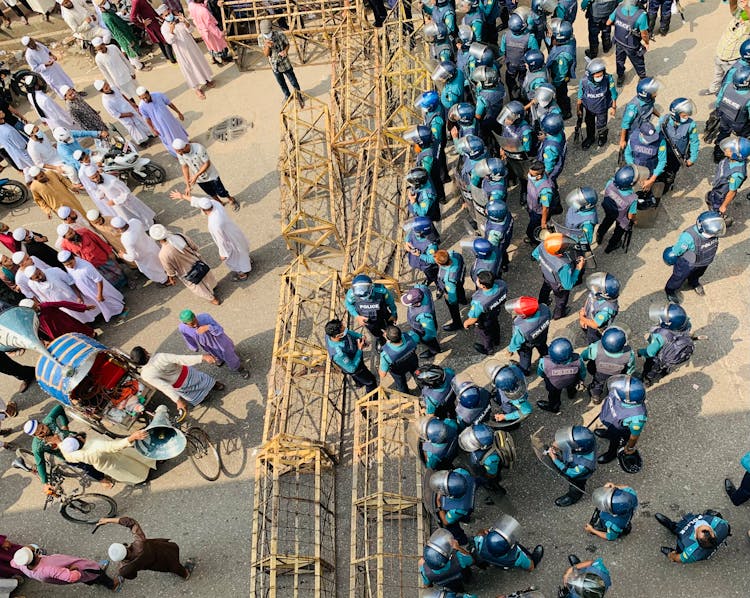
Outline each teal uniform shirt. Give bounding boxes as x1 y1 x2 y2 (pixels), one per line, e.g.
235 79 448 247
344 284 397 319
473 535 533 569
657 115 700 163
621 98 653 132
467 283 505 318
507 311 544 352
531 245 582 290
326 329 364 374
608 4 648 29
581 342 636 374
541 132 565 175
619 401 648 437
438 252 464 304
637 319 692 358
379 331 420 373
419 551 475 585
424 418 459 469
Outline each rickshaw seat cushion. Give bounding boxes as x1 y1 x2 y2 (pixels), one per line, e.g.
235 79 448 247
92 353 127 388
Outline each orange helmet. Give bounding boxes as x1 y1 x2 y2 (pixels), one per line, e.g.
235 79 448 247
543 233 572 256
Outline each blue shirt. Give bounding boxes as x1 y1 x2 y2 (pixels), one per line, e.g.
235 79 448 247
531 244 582 290
326 330 363 374
379 331 420 373
408 183 438 218
57 130 100 169
551 448 595 479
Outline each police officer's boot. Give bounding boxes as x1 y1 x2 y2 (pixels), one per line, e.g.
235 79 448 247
555 483 584 507
659 16 670 36
647 13 657 36
597 127 608 147
531 545 544 566
584 48 598 59
597 437 620 464
443 302 463 331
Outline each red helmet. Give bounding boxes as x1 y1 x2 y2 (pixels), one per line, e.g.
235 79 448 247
505 296 539 317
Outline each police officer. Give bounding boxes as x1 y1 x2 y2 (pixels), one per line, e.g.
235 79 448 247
465 43 495 92
561 187 599 246
458 423 506 499
532 232 586 320
345 274 397 349
537 112 567 187
657 98 699 194
586 483 638 541
459 0 485 41
578 271 621 343
529 83 564 132
419 415 459 470
424 15 456 64
416 90 450 189
504 296 551 375
639 302 693 386
453 376 492 430
324 319 378 394
529 0 555 48
547 19 577 119
482 200 514 272
404 217 439 285
434 61 466 112
472 515 544 571
707 137 750 226
619 77 659 146
663 210 726 303
582 0 618 58
485 359 533 426
624 121 667 208
654 510 731 564
594 374 647 467
418 364 457 418
555 0 578 22
434 249 468 332
455 136 489 213
501 10 539 101
449 102 480 139
402 124 446 204
537 337 585 414
429 468 477 545
419 528 475 591
406 166 441 222
464 271 508 355
521 49 549 103
581 326 635 402
724 449 750 506
647 0 672 36
546 425 597 506
498 101 535 205
525 160 556 243
607 0 649 86
578 58 618 150
466 238 502 286
596 164 639 253
401 285 441 359
471 66 505 140
560 556 612 597
471 158 508 218
378 324 420 393
428 0 457 52
456 25 476 86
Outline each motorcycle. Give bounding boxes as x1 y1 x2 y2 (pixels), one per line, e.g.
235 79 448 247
0 176 28 207
94 125 167 187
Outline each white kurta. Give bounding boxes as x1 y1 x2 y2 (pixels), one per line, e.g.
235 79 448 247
77 162 114 217
26 133 80 185
160 20 213 89
61 1 107 42
27 267 100 322
120 218 167 283
26 0 55 15
101 89 150 144
27 90 76 131
14 256 50 298
25 43 75 98
95 45 138 99
93 173 155 227
65 257 124 322
190 196 251 273
0 124 33 170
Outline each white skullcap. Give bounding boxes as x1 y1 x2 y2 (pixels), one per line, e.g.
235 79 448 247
21 36 30 46
83 164 99 178
91 36 103 47
55 0 64 4
57 206 72 219
57 250 73 263
102 31 112 44
108 543 128 562
13 547 34 566
93 79 106 91
86 209 100 221
171 138 188 150
60 85 72 96
197 197 213 210
156 3 169 13
12 228 27 241
23 123 36 135
23 74 34 86
136 86 148 96
27 166 41 177
56 223 71 237
60 436 80 453
11 251 26 265
19 299 35 309
72 149 85 161
23 419 38 434
149 223 167 241
23 265 37 278
53 127 70 141
111 217 127 229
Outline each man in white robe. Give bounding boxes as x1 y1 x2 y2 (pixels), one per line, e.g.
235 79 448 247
59 0 107 43
113 217 167 284
0 119 33 171
58 250 125 322
25 265 100 322
96 81 151 145
12 252 52 298
93 39 140 100
24 124 81 186
25 76 76 131
86 167 155 227
22 37 75 99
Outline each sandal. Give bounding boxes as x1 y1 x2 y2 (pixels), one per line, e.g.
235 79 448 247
231 273 249 282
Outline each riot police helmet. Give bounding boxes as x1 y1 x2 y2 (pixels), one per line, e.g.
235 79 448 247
733 64 750 89
566 187 598 211
471 65 499 87
669 97 695 120
552 18 573 42
498 100 526 125
636 77 661 100
486 514 522 556
741 38 750 62
418 415 450 443
402 125 433 147
406 166 430 187
458 423 494 451
457 24 475 46
661 245 678 266
351 274 373 297
469 42 495 66
474 157 507 181
555 424 596 453
585 271 621 299
601 326 627 353
486 200 509 221
472 238 494 258
485 360 527 398
592 485 638 516
432 61 458 83
548 337 574 364
508 12 527 33
429 469 469 497
608 374 646 405
719 136 750 161
648 302 687 330
534 83 556 107
524 49 545 71
566 570 607 598
541 112 564 135
452 375 482 407
423 528 454 569
696 210 727 238
586 58 607 78
415 90 440 112
448 102 476 125
532 0 558 15
455 134 486 159
410 216 434 236
504 296 539 317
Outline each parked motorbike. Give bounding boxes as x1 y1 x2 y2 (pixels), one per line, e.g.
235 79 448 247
94 126 167 187
0 176 28 207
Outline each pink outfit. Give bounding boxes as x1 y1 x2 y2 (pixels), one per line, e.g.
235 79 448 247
188 1 228 53
11 554 103 585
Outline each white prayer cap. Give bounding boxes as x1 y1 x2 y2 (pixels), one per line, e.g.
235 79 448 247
149 224 167 241
53 127 71 142
27 166 41 178
23 122 36 136
93 79 106 91
72 149 85 161
136 86 148 96
23 74 34 86
23 265 37 278
91 36 104 47
171 138 188 151
13 547 34 566
12 228 27 241
57 250 73 263
108 543 128 563
60 436 80 453
155 3 169 13
55 0 65 4
102 31 112 44
86 209 100 221
111 217 127 229
56 223 71 237
21 36 31 46
197 197 213 210
83 164 99 178
57 206 72 219
19 299 35 308
11 251 26 265
60 85 72 96
23 419 38 434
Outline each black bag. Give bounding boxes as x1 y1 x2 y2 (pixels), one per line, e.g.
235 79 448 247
184 259 210 284
654 332 694 372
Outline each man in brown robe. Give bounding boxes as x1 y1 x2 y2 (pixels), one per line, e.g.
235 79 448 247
97 516 195 580
86 209 136 268
28 166 86 219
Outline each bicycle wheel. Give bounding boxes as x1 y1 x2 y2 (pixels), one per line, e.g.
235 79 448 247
0 181 28 206
186 427 221 482
60 493 117 524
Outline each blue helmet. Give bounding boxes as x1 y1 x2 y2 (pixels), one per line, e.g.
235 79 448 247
406 166 429 187
429 469 470 497
458 423 494 452
457 24 475 46
613 165 637 190
351 274 373 297
432 61 458 83
669 98 695 120
540 112 564 135
508 12 527 33
733 64 750 89
499 100 526 124
418 416 450 443
553 19 573 42
471 65 499 88
469 42 495 66
486 200 508 221
411 216 434 236
532 0 558 14
524 49 545 71
423 529 454 569
636 77 660 100
456 134 486 159
472 238 494 258
608 374 646 405
457 385 481 408
415 90 439 112
592 485 639 516
448 102 476 125
485 515 521 556
586 271 620 299
486 361 527 398
478 157 507 181
742 38 750 61
548 337 574 364
696 210 727 238
719 136 750 161
648 302 687 330
601 326 627 353
586 58 607 78
402 124 432 147
556 424 596 453
566 187 598 211
662 246 678 266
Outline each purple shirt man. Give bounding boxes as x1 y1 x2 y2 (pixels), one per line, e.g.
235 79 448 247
178 310 248 377
137 88 187 156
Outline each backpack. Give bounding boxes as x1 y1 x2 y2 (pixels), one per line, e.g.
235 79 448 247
655 332 694 372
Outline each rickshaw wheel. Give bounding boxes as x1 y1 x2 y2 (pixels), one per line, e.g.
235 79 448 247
60 494 117 524
186 427 221 482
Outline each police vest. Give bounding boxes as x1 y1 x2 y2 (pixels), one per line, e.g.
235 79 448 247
326 332 358 364
584 294 619 326
613 6 643 50
711 157 747 201
527 176 555 215
470 254 502 284
504 32 531 70
523 69 549 98
414 185 441 221
537 134 567 180
485 214 512 246
565 207 598 236
470 446 500 474
561 445 596 474
600 394 647 431
423 553 465 585
456 47 470 77
594 343 632 376
470 282 507 315
458 121 480 139
538 249 570 290
599 508 633 533
676 515 730 559
542 357 581 390
719 85 749 128
603 180 634 230
558 0 578 22
481 178 507 203
425 107 446 141
503 121 534 158
382 336 418 372
662 119 692 158
624 98 653 134
456 390 491 426
422 378 455 413
407 293 437 337
590 0 617 20
514 304 551 343
496 390 529 415
685 227 719 267
478 88 505 121
406 231 435 271
581 76 612 115
354 291 387 320
432 4 454 40
547 42 577 81
439 473 476 517
422 432 458 465
437 252 465 292
554 221 589 246
628 134 659 172
477 539 518 568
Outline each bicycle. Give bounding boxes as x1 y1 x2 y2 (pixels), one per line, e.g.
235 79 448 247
11 449 117 525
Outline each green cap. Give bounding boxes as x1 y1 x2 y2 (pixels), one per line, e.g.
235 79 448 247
179 309 196 323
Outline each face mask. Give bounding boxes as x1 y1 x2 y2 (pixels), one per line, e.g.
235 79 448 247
165 14 175 21
593 75 604 83
679 116 689 123
263 32 272 39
